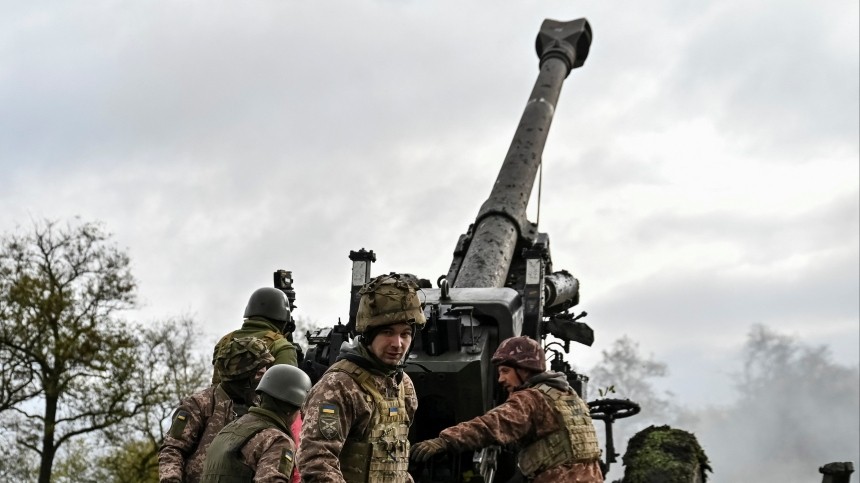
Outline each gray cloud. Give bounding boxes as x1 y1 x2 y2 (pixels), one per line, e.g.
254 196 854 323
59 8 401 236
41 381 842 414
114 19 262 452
1 1 857 476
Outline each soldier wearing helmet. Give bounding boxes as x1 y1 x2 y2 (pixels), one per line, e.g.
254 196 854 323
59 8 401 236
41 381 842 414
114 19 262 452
211 287 298 384
201 364 312 482
297 273 426 483
411 335 604 483
159 337 275 483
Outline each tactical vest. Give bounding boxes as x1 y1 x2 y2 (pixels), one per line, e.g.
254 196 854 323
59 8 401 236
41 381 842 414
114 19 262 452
199 408 293 483
327 359 412 483
517 383 601 479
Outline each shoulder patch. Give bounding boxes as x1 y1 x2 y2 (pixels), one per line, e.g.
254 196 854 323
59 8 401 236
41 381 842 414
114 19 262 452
168 410 190 438
318 403 342 440
278 448 295 476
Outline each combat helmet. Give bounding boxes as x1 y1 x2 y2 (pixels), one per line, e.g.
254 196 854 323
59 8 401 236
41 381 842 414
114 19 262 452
215 336 275 381
256 364 313 407
356 273 427 333
244 287 291 324
491 336 546 373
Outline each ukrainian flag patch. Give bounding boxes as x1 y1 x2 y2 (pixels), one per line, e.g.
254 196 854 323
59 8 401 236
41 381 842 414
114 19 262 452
389 407 399 415
279 448 295 475
168 410 190 438
319 403 341 440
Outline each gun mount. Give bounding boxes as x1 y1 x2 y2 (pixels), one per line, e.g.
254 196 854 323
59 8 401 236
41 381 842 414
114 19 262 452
290 17 706 483
406 21 594 482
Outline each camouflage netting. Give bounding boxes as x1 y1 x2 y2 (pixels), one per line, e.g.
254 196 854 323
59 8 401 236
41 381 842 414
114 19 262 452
215 336 274 381
620 425 712 483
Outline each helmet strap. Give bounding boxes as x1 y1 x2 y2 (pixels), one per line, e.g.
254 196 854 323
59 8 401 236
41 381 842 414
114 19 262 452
397 324 418 371
358 326 383 346
515 367 543 389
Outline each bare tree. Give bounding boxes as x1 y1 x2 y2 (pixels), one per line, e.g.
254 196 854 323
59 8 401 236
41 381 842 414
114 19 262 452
39 317 210 483
100 317 210 482
587 335 679 468
0 417 37 481
0 218 142 483
588 335 676 421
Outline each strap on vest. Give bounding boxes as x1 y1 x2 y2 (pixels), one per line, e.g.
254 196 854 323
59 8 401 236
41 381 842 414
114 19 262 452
327 359 411 483
328 360 400 409
517 383 601 478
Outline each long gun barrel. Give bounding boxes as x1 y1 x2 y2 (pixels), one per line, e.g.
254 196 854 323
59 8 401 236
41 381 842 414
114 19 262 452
453 18 592 289
301 19 597 483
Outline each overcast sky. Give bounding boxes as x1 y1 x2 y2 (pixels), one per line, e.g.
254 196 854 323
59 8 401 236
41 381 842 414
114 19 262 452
2 0 857 445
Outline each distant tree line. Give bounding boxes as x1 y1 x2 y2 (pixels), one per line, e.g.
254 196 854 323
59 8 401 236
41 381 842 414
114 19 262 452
0 218 209 482
587 327 859 482
3 217 855 483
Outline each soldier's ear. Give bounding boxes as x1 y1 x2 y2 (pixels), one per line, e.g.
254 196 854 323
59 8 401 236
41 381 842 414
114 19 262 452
515 368 531 385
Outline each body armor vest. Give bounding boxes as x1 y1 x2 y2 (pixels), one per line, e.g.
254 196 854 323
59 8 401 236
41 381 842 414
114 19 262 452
517 383 601 479
327 359 412 483
200 408 292 483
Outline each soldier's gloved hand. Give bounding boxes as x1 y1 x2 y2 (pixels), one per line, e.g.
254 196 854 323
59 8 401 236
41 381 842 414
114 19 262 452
411 437 448 462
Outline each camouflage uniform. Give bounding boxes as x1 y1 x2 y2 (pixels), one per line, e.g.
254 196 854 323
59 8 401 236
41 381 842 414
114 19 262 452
297 343 419 483
212 317 297 383
160 337 274 483
298 273 425 483
414 336 603 483
200 407 297 483
438 372 603 483
158 385 240 483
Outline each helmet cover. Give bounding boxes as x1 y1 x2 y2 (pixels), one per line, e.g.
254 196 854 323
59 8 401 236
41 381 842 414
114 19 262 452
356 273 426 333
215 336 275 381
491 336 546 373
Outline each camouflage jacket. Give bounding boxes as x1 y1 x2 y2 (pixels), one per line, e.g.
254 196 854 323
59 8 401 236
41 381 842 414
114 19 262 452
159 384 239 483
201 407 297 483
212 318 297 383
439 372 603 483
296 345 418 483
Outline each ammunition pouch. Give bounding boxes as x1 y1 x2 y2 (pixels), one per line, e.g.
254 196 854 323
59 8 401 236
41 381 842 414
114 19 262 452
340 440 372 480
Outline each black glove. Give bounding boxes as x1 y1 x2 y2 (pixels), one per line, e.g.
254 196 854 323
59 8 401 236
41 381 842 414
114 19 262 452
411 437 448 462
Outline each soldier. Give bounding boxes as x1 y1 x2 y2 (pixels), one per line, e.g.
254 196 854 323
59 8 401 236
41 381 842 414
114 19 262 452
411 335 604 483
212 287 298 384
200 364 312 482
159 337 275 483
296 273 426 483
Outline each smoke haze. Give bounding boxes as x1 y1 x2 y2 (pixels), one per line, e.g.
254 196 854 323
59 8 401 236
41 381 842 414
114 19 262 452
588 325 859 482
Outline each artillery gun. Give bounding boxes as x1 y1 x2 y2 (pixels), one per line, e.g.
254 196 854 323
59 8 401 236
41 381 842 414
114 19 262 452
289 17 709 483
